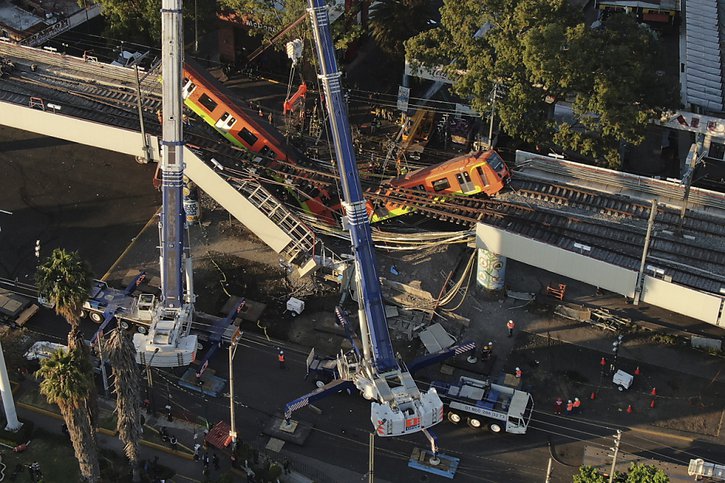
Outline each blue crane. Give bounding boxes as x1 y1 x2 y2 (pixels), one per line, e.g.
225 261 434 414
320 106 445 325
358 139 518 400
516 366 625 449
282 0 453 438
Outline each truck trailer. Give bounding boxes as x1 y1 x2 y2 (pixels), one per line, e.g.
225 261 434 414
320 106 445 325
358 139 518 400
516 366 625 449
431 376 534 434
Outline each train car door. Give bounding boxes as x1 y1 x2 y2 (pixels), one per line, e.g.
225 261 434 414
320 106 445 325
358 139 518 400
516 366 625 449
215 112 237 132
455 172 477 194
182 78 197 99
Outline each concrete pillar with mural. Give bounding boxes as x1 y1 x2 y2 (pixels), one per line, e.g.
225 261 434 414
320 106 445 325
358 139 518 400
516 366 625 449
476 248 507 291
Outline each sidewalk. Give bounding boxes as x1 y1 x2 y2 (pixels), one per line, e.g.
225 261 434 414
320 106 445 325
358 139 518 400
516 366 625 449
13 378 324 482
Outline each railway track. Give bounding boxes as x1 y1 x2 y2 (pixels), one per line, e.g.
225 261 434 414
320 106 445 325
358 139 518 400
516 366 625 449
1 57 723 294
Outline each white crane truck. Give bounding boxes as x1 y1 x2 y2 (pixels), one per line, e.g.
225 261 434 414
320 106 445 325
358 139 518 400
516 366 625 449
431 376 534 434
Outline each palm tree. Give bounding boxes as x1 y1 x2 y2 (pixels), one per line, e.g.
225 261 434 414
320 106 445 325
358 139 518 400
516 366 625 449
369 0 436 56
35 248 92 351
35 248 99 433
107 328 143 482
36 348 101 482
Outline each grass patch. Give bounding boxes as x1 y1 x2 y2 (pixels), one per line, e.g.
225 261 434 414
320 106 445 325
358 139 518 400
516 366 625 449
0 428 80 482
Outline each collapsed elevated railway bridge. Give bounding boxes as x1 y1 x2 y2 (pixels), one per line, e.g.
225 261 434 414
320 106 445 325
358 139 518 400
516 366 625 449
0 41 722 327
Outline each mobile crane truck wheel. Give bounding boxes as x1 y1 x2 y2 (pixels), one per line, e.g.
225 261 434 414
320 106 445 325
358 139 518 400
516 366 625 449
447 412 462 424
89 312 103 323
488 422 502 433
467 417 482 429
119 321 130 331
137 325 147 335
315 379 325 388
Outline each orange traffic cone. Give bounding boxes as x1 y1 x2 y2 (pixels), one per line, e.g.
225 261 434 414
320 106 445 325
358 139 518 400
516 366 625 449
634 366 641 376
626 404 633 414
650 387 657 396
590 391 596 400
650 399 656 409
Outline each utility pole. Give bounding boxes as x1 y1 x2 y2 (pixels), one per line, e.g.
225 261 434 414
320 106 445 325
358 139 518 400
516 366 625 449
194 0 199 53
487 83 498 148
545 457 553 482
134 65 151 164
608 430 622 483
96 335 110 398
228 329 242 450
678 139 705 235
633 199 658 305
145 347 160 413
368 432 375 483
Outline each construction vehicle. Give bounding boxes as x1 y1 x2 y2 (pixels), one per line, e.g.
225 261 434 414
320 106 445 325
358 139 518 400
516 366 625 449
0 289 38 328
283 1 476 451
431 376 534 434
131 0 198 367
50 1 199 367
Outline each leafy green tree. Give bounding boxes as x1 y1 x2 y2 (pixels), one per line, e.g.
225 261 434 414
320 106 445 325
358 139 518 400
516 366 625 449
219 0 308 44
406 1 674 167
573 465 607 483
108 328 143 483
369 0 436 56
85 0 217 45
36 248 92 351
36 349 100 482
624 463 669 482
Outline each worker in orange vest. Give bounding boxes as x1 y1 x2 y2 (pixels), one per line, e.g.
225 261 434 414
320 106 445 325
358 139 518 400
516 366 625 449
278 350 286 369
515 367 522 379
507 320 515 337
573 397 581 414
566 400 574 415
553 397 563 415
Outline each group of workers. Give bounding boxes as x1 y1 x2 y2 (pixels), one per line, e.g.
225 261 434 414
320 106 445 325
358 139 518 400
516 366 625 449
553 397 582 415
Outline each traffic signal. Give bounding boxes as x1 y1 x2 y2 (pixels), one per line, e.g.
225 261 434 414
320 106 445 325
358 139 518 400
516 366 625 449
34 240 40 258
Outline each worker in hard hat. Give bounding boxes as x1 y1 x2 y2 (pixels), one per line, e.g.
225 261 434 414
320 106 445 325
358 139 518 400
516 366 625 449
278 350 286 369
481 341 494 360
515 367 522 378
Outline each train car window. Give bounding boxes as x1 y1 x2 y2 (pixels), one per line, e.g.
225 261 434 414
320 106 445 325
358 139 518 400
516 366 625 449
455 173 465 187
417 185 425 191
476 166 490 187
432 177 451 192
487 152 505 172
259 146 277 159
198 93 218 113
463 172 472 182
239 128 258 147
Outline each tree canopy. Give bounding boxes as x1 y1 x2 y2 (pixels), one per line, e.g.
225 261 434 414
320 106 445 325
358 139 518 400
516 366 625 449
573 463 670 483
88 0 217 45
36 247 91 340
405 0 675 167
369 0 436 56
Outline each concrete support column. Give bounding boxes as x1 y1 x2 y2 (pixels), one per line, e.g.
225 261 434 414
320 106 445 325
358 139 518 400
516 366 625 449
476 248 507 291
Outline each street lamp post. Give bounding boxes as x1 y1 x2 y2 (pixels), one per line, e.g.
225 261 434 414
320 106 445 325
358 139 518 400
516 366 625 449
194 0 199 53
228 329 242 450
145 347 160 414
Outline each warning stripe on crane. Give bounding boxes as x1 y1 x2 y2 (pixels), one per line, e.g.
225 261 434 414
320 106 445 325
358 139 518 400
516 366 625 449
454 342 477 355
287 397 310 413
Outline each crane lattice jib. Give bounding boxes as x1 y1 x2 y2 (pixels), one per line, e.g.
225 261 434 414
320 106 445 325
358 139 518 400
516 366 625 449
307 0 397 373
160 0 185 309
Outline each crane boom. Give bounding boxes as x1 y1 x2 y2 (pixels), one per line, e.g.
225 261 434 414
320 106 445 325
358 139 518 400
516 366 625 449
306 0 443 436
133 0 197 367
